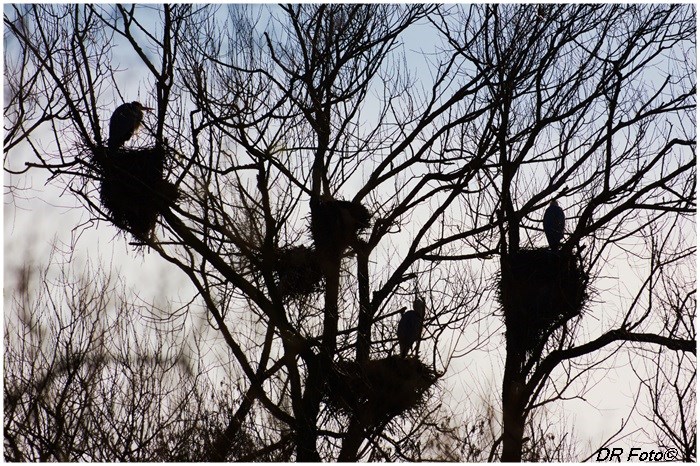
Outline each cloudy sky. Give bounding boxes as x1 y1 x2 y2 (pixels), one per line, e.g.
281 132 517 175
4 3 694 458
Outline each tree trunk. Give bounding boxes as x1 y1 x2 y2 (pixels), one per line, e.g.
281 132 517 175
501 324 528 462
501 369 527 461
296 256 341 461
355 242 371 363
338 418 365 461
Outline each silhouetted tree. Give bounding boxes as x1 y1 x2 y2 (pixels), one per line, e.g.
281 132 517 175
4 4 695 461
434 4 695 460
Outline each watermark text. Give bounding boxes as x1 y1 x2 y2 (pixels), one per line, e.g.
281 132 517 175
595 447 678 462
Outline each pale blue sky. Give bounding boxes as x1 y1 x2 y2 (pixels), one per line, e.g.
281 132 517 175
3 3 694 458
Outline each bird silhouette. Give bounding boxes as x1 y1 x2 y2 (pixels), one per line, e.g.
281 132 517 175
108 101 153 150
543 200 565 250
397 295 426 357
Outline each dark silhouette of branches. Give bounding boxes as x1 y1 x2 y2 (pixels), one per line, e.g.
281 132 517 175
4 3 695 461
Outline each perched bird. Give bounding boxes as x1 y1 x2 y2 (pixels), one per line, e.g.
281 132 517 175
543 200 565 250
108 101 153 150
397 295 426 357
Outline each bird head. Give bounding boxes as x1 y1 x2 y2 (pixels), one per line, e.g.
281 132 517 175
132 101 154 112
550 200 559 207
413 295 426 317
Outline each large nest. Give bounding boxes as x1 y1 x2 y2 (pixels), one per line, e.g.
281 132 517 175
273 246 324 296
325 356 437 426
92 146 178 241
499 247 588 352
310 197 371 261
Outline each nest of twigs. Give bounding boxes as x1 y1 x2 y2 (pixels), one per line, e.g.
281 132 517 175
92 146 177 241
273 246 324 296
325 356 437 426
499 247 588 352
310 197 371 261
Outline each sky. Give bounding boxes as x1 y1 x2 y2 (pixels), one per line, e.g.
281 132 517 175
3 3 694 459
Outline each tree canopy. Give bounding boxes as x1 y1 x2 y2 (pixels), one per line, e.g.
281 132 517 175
4 4 696 461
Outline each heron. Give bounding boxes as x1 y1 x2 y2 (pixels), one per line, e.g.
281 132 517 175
397 295 426 357
108 101 153 150
543 200 565 250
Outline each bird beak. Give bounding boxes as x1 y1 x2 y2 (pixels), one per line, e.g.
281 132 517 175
142 106 154 111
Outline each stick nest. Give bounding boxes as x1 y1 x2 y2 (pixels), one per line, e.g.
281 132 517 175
499 247 589 352
92 146 178 241
325 356 437 425
273 246 324 296
310 197 371 260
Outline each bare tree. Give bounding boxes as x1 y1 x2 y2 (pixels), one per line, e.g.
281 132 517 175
5 4 489 460
4 3 696 462
3 253 252 461
434 3 696 460
635 265 696 462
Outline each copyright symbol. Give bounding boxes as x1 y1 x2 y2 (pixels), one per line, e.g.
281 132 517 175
664 448 678 460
